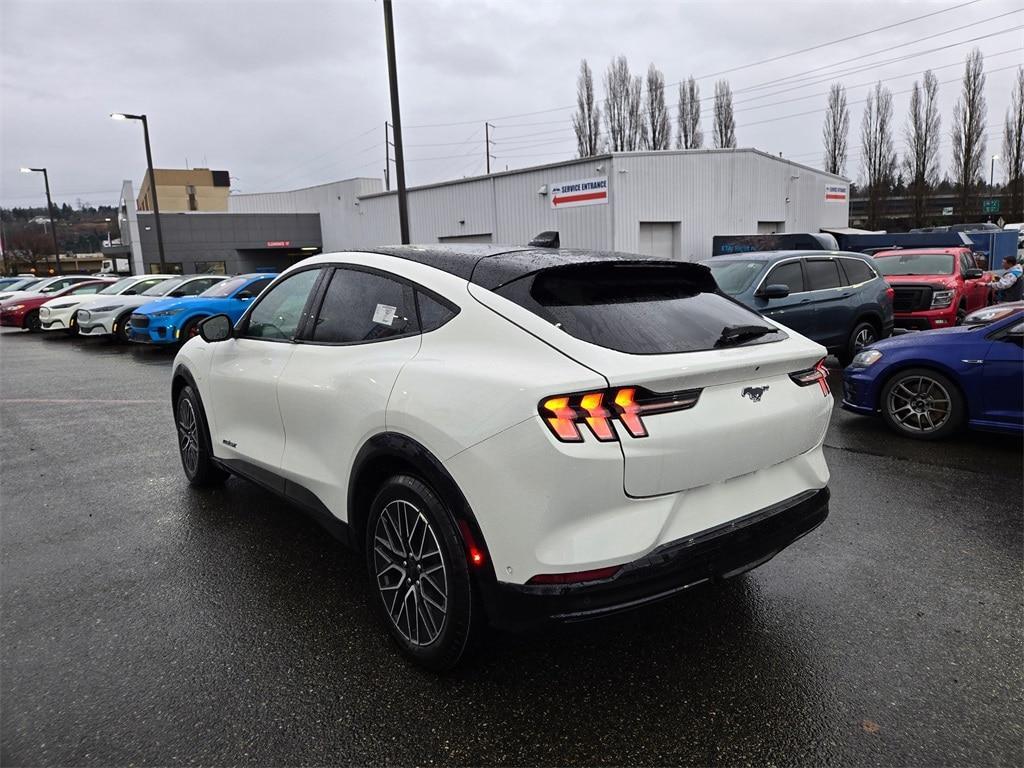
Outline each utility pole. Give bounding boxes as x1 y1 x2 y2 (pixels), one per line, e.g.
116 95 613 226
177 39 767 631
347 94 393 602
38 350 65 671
384 121 392 191
485 122 495 175
382 0 409 244
19 167 62 275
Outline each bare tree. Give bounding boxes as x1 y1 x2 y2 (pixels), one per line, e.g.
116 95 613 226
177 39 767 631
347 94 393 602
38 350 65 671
676 77 703 149
643 63 671 150
712 80 736 149
951 48 987 221
572 59 601 157
604 56 645 151
1002 66 1024 222
822 82 849 176
904 70 941 227
860 81 897 229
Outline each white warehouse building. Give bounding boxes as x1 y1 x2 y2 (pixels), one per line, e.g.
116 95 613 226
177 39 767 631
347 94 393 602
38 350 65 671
230 149 849 261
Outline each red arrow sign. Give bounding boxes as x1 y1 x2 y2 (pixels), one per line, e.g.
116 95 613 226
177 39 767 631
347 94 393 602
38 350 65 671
552 190 607 206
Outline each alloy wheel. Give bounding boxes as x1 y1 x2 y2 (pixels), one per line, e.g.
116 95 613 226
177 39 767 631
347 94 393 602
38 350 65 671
176 397 201 476
885 375 951 434
854 326 876 351
372 499 448 646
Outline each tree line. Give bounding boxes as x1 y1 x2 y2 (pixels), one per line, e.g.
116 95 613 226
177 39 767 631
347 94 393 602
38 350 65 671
572 57 736 157
825 50 1023 227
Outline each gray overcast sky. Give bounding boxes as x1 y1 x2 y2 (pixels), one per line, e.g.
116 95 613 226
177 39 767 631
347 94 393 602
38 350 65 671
0 0 1021 208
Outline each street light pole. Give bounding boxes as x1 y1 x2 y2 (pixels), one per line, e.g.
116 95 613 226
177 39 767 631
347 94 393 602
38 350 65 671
382 0 409 244
20 167 62 275
111 112 167 271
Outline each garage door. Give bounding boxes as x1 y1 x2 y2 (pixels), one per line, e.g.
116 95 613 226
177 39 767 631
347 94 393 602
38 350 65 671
638 222 678 260
438 233 493 244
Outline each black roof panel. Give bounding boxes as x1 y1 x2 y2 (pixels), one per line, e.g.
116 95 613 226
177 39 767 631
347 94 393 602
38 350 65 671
364 244 694 290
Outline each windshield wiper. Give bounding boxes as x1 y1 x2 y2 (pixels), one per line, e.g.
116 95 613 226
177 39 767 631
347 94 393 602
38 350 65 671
714 324 776 348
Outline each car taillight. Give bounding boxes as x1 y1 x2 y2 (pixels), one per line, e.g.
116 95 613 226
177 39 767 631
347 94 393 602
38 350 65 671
539 386 701 442
885 286 895 302
790 358 831 396
527 565 621 585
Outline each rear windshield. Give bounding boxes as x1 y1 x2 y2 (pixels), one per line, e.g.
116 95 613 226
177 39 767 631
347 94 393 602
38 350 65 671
874 252 954 276
704 260 766 295
494 263 787 354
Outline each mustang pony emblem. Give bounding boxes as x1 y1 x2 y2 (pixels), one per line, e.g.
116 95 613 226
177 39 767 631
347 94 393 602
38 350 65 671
741 386 769 402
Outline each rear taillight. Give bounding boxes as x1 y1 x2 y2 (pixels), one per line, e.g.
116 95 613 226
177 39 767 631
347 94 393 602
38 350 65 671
885 286 895 302
540 386 701 442
790 358 831 396
527 565 621 585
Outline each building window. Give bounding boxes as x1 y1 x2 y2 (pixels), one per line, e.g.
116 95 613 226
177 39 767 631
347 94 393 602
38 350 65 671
193 260 227 275
149 262 183 274
186 185 198 211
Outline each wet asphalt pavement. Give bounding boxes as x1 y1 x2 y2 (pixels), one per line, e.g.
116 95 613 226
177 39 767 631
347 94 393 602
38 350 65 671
1 327 1021 767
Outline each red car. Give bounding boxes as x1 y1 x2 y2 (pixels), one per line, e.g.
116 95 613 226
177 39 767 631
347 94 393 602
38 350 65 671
0 279 113 332
871 247 992 330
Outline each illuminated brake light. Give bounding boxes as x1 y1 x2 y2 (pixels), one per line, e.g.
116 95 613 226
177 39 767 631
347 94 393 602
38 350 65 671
527 565 621 585
539 386 701 442
789 358 831 396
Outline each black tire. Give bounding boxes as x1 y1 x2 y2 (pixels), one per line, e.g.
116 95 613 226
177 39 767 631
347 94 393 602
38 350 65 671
364 475 479 672
23 310 41 333
880 367 964 440
65 312 80 336
180 317 204 345
174 385 229 487
115 311 134 342
955 304 967 326
838 320 878 366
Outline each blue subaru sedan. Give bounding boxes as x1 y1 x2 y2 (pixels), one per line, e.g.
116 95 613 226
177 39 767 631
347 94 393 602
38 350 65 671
704 250 894 364
129 272 277 345
842 303 1023 439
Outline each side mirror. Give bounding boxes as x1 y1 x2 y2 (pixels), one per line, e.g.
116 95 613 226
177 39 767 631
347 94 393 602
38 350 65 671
964 268 984 280
199 314 233 343
759 284 790 300
236 291 254 301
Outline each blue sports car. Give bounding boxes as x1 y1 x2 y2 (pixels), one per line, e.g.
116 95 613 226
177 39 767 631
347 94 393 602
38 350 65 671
129 272 277 345
842 303 1024 439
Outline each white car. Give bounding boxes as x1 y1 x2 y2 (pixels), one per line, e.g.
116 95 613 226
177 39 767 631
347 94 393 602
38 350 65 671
0 274 99 302
78 274 228 341
171 247 832 670
39 274 176 334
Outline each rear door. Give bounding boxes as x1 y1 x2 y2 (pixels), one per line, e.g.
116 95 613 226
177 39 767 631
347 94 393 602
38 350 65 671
802 257 849 348
756 260 817 338
276 266 423 516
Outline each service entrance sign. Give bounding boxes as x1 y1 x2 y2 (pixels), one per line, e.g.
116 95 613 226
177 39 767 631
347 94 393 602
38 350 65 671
550 177 608 209
824 184 848 202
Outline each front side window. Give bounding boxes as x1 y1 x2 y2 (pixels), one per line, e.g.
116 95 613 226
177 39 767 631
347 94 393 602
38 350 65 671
244 269 320 340
804 259 842 291
311 268 418 344
764 261 804 293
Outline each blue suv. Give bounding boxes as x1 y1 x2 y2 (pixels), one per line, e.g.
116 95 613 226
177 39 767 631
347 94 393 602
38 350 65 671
704 250 894 364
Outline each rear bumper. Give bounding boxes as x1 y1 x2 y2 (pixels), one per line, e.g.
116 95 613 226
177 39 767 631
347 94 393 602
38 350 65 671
480 487 829 630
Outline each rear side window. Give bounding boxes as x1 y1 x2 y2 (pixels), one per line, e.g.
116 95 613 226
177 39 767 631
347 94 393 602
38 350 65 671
416 292 458 332
840 258 876 285
765 261 804 293
311 268 418 344
805 259 842 290
494 263 787 354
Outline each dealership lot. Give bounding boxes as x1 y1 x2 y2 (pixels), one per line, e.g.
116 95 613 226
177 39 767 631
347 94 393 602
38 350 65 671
1 328 1021 766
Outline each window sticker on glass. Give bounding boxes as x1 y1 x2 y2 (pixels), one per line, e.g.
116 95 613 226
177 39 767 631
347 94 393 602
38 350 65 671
373 303 397 326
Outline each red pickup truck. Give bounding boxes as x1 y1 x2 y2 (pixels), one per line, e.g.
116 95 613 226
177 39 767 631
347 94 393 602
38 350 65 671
871 247 991 329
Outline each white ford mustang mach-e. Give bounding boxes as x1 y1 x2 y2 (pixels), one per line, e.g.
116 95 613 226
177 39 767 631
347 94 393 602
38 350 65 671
171 246 832 670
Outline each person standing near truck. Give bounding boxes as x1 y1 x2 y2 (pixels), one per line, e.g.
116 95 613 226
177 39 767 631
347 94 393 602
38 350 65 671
991 255 1023 303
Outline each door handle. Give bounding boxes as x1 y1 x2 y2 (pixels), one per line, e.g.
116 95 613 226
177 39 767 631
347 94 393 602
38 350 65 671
799 299 812 304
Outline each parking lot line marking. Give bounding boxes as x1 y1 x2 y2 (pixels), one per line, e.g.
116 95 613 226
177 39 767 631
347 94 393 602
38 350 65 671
0 398 163 405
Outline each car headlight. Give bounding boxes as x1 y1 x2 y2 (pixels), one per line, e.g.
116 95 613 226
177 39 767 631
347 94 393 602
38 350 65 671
850 349 883 368
4 304 25 312
930 289 955 308
150 309 182 318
